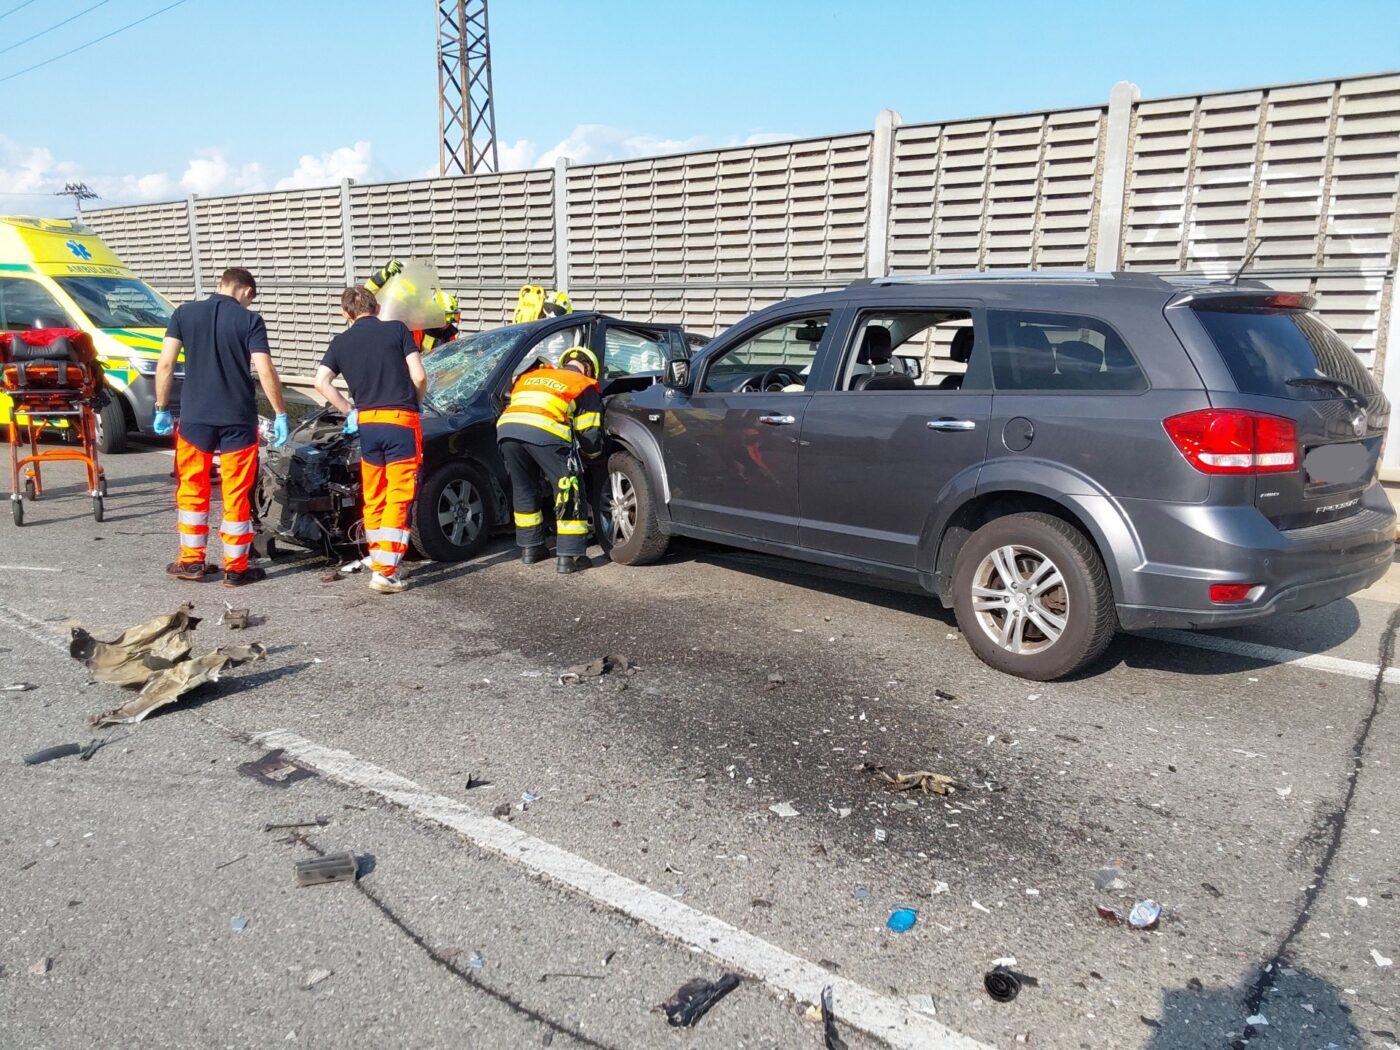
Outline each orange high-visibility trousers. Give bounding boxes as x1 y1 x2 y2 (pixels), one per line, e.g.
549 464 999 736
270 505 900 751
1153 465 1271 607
358 409 422 578
175 422 259 572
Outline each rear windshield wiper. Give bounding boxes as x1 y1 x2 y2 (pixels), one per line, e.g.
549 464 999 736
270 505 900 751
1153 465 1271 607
1286 376 1368 407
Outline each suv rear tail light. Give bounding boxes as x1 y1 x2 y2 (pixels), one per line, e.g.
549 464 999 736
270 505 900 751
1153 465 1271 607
1163 409 1298 474
1210 583 1258 604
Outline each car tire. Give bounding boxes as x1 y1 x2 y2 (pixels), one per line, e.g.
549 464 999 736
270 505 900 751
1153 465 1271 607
606 450 669 566
411 460 492 562
95 395 128 455
952 512 1116 681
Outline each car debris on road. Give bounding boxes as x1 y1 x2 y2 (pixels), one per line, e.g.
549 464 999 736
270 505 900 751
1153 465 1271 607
238 749 316 789
558 654 637 684
22 737 111 765
871 766 964 796
293 851 358 887
819 985 848 1050
661 973 741 1027
70 604 267 725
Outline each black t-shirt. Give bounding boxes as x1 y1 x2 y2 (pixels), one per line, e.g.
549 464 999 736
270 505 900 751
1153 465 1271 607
320 316 420 412
166 293 270 426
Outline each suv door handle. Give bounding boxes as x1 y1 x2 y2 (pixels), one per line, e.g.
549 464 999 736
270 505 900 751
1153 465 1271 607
759 415 796 426
927 418 976 432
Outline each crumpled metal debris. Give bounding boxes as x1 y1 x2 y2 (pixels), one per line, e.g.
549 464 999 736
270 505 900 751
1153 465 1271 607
558 654 637 684
662 973 741 1027
866 763 964 796
88 644 266 726
70 604 200 687
820 985 848 1050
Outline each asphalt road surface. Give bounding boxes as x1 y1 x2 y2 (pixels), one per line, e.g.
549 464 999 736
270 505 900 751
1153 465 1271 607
2 442 1397 1050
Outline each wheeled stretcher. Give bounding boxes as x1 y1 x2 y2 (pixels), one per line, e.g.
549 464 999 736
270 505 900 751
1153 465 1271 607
1 328 109 526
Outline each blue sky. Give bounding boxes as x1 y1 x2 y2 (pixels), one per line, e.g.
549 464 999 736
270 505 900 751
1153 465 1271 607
3 0 1398 215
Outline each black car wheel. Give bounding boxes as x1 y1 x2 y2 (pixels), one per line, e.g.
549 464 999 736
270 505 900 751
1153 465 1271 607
952 512 1115 681
606 451 668 566
95 396 128 455
411 460 491 561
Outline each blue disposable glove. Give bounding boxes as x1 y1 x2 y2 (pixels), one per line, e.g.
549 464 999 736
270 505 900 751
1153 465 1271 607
272 413 289 448
153 408 174 436
343 408 359 435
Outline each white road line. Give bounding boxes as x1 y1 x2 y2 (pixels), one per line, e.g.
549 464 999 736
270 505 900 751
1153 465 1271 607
253 729 991 1050
0 603 69 653
1149 630 1398 685
0 565 60 572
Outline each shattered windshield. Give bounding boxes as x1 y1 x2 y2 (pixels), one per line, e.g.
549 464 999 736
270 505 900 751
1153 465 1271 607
423 326 530 414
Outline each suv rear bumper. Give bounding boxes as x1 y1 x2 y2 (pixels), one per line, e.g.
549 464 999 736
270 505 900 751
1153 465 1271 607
1114 483 1395 631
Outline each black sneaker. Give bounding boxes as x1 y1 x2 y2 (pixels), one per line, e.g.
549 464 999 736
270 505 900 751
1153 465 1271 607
521 545 548 565
556 556 591 575
224 566 267 588
166 560 216 581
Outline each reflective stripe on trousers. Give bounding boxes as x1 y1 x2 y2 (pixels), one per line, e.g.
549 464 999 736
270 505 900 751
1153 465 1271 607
359 415 422 577
174 429 258 572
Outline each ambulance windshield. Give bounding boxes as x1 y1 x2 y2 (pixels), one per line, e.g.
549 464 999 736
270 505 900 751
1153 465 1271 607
54 277 173 329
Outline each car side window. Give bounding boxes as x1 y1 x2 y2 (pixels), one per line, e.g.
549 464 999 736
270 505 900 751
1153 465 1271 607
603 327 668 378
514 324 587 377
988 310 1147 392
0 278 71 332
838 311 978 391
700 314 829 394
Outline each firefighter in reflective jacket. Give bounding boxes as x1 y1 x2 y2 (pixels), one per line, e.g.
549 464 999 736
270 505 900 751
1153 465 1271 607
496 346 602 574
365 259 460 351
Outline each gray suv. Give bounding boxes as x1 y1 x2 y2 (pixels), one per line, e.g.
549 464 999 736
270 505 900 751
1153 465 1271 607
602 273 1395 680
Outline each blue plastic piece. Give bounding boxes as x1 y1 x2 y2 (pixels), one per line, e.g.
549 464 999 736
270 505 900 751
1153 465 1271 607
887 907 918 933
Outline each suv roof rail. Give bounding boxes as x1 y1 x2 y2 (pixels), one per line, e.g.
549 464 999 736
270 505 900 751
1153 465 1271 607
852 270 1155 288
850 270 1280 291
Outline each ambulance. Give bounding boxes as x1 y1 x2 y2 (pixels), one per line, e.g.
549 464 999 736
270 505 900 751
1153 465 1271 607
0 215 182 453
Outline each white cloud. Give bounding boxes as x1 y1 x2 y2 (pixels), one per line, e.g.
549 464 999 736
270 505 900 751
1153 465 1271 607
496 137 538 171
275 141 372 190
498 124 795 171
180 149 268 195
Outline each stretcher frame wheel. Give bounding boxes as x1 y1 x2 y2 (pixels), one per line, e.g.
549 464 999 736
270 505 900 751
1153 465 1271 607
98 475 108 497
91 494 104 523
23 477 37 501
11 496 23 527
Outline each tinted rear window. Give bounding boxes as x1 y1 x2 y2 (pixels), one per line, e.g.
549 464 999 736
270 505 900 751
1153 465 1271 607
1194 309 1379 400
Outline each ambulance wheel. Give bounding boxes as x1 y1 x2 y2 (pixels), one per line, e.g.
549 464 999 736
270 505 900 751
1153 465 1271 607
411 461 491 562
92 495 104 523
96 398 128 455
11 498 22 526
24 478 36 501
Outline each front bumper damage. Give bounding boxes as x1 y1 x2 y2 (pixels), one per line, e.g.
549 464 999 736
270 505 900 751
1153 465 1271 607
254 411 364 556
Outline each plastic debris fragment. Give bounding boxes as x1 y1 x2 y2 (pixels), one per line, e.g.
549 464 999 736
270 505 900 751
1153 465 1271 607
662 973 741 1027
1128 900 1162 930
820 985 848 1050
985 965 1021 1002
887 907 918 933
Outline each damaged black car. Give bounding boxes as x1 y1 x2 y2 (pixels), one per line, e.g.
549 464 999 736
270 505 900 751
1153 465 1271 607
254 312 693 562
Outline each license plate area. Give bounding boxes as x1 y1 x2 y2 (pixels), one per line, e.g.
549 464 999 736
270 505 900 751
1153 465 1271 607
1304 442 1370 488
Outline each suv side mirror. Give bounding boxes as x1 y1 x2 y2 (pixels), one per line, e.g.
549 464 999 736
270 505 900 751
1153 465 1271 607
898 355 923 380
664 359 690 390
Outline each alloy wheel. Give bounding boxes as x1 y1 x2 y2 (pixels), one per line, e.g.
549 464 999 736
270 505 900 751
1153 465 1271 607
608 470 637 546
970 543 1068 656
437 478 484 548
